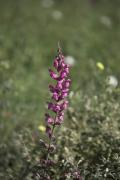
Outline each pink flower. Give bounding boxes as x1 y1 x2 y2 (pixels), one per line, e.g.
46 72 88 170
60 100 68 111
45 46 71 139
49 69 58 80
60 70 68 79
45 113 54 125
56 80 64 89
48 102 61 113
53 59 59 69
63 79 71 89
60 92 68 98
52 92 59 101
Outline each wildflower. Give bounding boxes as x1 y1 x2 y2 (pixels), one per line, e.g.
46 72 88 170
108 75 118 87
46 47 71 131
38 125 46 132
65 56 76 66
96 62 104 70
45 45 71 160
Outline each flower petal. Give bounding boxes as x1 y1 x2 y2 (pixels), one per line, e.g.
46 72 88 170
49 69 58 80
45 113 54 125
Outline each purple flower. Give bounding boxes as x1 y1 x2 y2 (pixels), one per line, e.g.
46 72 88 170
49 69 58 80
54 112 64 125
52 92 59 101
60 100 68 111
56 80 64 89
53 59 59 69
60 70 67 79
45 46 71 139
63 79 71 89
59 92 68 100
48 102 61 113
45 113 54 125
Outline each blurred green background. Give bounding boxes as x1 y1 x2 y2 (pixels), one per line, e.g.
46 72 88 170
0 0 120 141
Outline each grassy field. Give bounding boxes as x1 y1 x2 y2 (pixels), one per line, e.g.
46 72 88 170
0 0 120 140
0 0 120 179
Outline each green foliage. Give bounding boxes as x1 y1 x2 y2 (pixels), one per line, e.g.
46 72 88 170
0 84 120 179
0 0 120 179
0 0 120 138
0 129 39 180
57 86 120 179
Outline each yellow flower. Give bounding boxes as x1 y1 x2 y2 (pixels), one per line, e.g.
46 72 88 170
38 125 46 132
96 62 105 70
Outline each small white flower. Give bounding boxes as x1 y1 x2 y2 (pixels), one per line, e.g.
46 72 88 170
100 16 112 27
108 75 118 87
65 56 76 66
52 10 63 20
106 168 109 172
41 0 54 8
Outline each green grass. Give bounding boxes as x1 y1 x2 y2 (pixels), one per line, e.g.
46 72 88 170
0 0 120 141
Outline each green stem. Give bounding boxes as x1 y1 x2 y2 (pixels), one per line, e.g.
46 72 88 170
46 123 55 161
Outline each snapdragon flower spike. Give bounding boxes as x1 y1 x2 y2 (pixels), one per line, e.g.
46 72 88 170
45 47 71 138
45 113 54 125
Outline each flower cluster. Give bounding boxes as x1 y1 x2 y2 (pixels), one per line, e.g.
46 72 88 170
45 47 71 138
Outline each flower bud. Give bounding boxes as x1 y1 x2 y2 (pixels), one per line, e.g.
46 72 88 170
49 69 58 80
